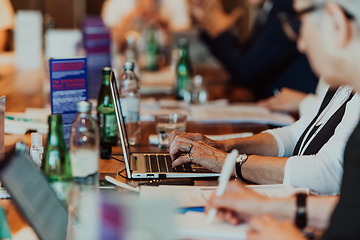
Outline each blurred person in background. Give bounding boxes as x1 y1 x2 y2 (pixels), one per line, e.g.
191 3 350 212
190 0 318 100
0 0 14 52
101 0 191 51
207 0 360 239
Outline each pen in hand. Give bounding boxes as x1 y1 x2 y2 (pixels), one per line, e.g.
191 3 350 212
206 149 239 224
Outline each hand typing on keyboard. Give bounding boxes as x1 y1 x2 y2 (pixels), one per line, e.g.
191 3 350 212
169 131 226 151
169 135 231 174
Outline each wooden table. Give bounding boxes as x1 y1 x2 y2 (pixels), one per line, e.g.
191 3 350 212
1 121 268 237
0 53 265 237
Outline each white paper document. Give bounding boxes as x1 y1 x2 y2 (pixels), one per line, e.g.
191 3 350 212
140 186 216 208
176 212 247 240
148 132 253 145
191 104 295 126
140 184 309 208
140 66 175 95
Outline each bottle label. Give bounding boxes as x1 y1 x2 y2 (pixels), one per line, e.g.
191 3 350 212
99 113 118 138
70 149 99 178
105 114 118 137
120 98 140 122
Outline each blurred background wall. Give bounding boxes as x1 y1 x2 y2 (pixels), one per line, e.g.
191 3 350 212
11 0 94 28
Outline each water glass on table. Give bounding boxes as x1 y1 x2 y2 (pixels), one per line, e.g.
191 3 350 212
155 114 187 149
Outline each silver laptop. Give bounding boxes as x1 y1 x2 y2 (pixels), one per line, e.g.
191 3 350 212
109 71 220 179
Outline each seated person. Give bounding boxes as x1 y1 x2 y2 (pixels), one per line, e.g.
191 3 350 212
207 0 360 239
0 0 14 52
101 0 190 50
190 0 319 100
170 0 360 195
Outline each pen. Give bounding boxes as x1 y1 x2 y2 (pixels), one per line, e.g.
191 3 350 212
105 176 140 192
273 88 281 97
206 149 239 224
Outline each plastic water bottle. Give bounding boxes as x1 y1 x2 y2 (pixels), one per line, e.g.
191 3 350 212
68 101 100 240
70 101 100 186
119 61 140 145
184 75 208 104
30 132 43 167
125 35 140 77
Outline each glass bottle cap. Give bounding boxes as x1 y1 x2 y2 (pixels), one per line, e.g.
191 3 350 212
102 66 111 74
194 75 203 86
178 38 188 46
124 62 135 70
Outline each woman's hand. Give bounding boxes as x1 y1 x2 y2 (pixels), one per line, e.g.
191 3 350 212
258 88 307 113
206 181 268 224
247 215 307 240
169 135 227 173
169 131 225 151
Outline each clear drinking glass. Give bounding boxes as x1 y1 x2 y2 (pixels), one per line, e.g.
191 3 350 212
155 114 187 149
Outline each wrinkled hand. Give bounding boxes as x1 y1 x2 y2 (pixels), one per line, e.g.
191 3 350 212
247 215 306 240
258 88 307 113
169 131 224 150
189 0 243 37
206 181 268 225
169 135 227 173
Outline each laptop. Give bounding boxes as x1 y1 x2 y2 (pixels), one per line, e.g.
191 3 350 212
109 71 220 179
0 142 68 240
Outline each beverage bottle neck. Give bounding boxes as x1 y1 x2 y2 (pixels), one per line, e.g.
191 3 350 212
48 116 66 147
102 72 110 86
180 46 188 59
148 28 157 42
122 69 138 89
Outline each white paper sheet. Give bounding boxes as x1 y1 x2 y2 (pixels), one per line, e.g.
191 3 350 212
140 186 216 208
140 185 309 208
149 132 253 145
191 104 295 126
206 132 254 141
176 212 247 240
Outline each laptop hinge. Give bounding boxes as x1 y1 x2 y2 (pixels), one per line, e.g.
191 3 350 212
131 156 137 171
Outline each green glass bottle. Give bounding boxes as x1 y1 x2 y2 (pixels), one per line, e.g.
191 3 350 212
176 38 192 99
42 114 72 204
97 67 118 147
145 26 159 72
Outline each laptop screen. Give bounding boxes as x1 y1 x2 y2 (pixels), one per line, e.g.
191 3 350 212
0 143 68 240
109 71 132 178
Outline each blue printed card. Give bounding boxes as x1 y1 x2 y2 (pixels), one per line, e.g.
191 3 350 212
49 58 88 147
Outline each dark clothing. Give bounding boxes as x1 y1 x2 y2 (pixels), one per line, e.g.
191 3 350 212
321 121 360 240
293 89 354 156
200 0 318 100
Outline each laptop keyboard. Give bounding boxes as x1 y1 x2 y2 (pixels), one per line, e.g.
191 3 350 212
145 155 193 173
